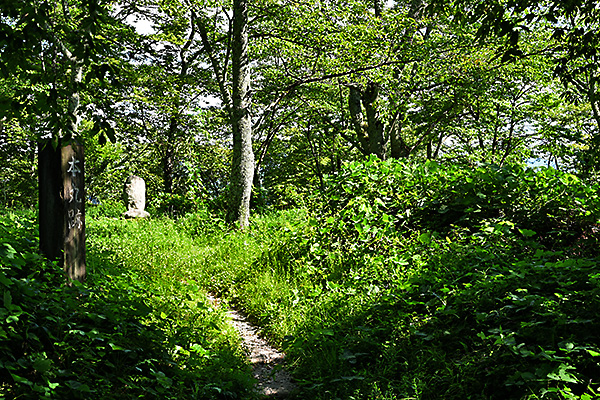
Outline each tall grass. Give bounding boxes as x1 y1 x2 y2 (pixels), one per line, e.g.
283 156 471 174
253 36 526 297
1 207 259 399
85 208 307 394
185 160 600 400
6 159 600 399
86 214 259 399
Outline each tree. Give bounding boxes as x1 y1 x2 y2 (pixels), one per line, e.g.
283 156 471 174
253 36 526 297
0 0 126 281
195 0 254 228
428 0 600 162
228 0 254 228
132 6 212 195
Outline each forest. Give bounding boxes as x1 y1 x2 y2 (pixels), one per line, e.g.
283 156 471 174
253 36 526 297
1 0 600 398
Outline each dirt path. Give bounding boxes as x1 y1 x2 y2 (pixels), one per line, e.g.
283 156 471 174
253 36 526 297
208 296 297 398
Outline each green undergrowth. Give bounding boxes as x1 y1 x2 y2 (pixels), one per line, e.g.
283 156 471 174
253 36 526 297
0 208 257 399
213 159 600 399
4 158 600 400
84 208 305 395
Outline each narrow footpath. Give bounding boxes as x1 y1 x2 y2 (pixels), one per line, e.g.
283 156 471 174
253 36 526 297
208 296 297 398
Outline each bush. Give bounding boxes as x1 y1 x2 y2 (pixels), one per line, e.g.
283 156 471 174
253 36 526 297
150 193 199 217
85 198 126 219
223 158 600 399
0 210 255 399
321 158 600 251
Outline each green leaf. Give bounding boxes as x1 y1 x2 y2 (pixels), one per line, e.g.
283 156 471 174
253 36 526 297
354 222 364 234
0 272 13 287
418 232 431 244
33 357 53 374
3 290 12 309
109 343 126 351
10 373 33 386
547 364 579 383
518 228 537 237
0 243 17 260
6 315 19 323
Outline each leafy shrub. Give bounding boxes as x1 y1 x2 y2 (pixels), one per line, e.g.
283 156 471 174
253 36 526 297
0 210 255 399
222 158 600 399
323 157 600 246
85 198 126 219
151 192 199 217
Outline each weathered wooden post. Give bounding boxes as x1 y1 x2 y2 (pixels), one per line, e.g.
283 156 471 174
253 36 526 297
39 140 85 283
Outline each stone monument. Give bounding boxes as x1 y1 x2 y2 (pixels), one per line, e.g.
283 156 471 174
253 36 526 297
123 175 150 219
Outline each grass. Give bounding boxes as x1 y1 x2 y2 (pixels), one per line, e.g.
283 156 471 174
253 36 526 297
85 193 600 399
3 159 600 399
0 207 260 399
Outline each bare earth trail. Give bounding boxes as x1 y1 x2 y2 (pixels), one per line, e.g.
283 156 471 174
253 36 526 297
208 296 297 398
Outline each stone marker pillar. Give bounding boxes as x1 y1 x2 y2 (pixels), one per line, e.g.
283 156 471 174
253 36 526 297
123 175 150 218
39 141 86 282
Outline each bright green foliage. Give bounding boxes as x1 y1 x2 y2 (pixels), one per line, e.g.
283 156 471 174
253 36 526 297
0 123 37 208
0 209 255 399
212 159 600 399
323 157 600 249
3 155 600 398
429 0 600 162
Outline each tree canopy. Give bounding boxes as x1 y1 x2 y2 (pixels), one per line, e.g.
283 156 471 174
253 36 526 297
0 0 599 213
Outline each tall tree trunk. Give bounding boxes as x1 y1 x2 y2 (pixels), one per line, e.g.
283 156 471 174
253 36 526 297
227 0 254 229
373 0 382 17
348 84 369 153
390 109 410 158
362 82 386 159
348 83 386 159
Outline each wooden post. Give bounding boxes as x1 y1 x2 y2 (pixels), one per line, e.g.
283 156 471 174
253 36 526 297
38 140 86 282
62 143 85 282
38 142 63 262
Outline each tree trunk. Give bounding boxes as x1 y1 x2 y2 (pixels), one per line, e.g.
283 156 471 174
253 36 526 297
362 82 386 159
227 0 254 229
373 0 382 17
348 84 369 153
348 83 386 159
390 111 410 158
